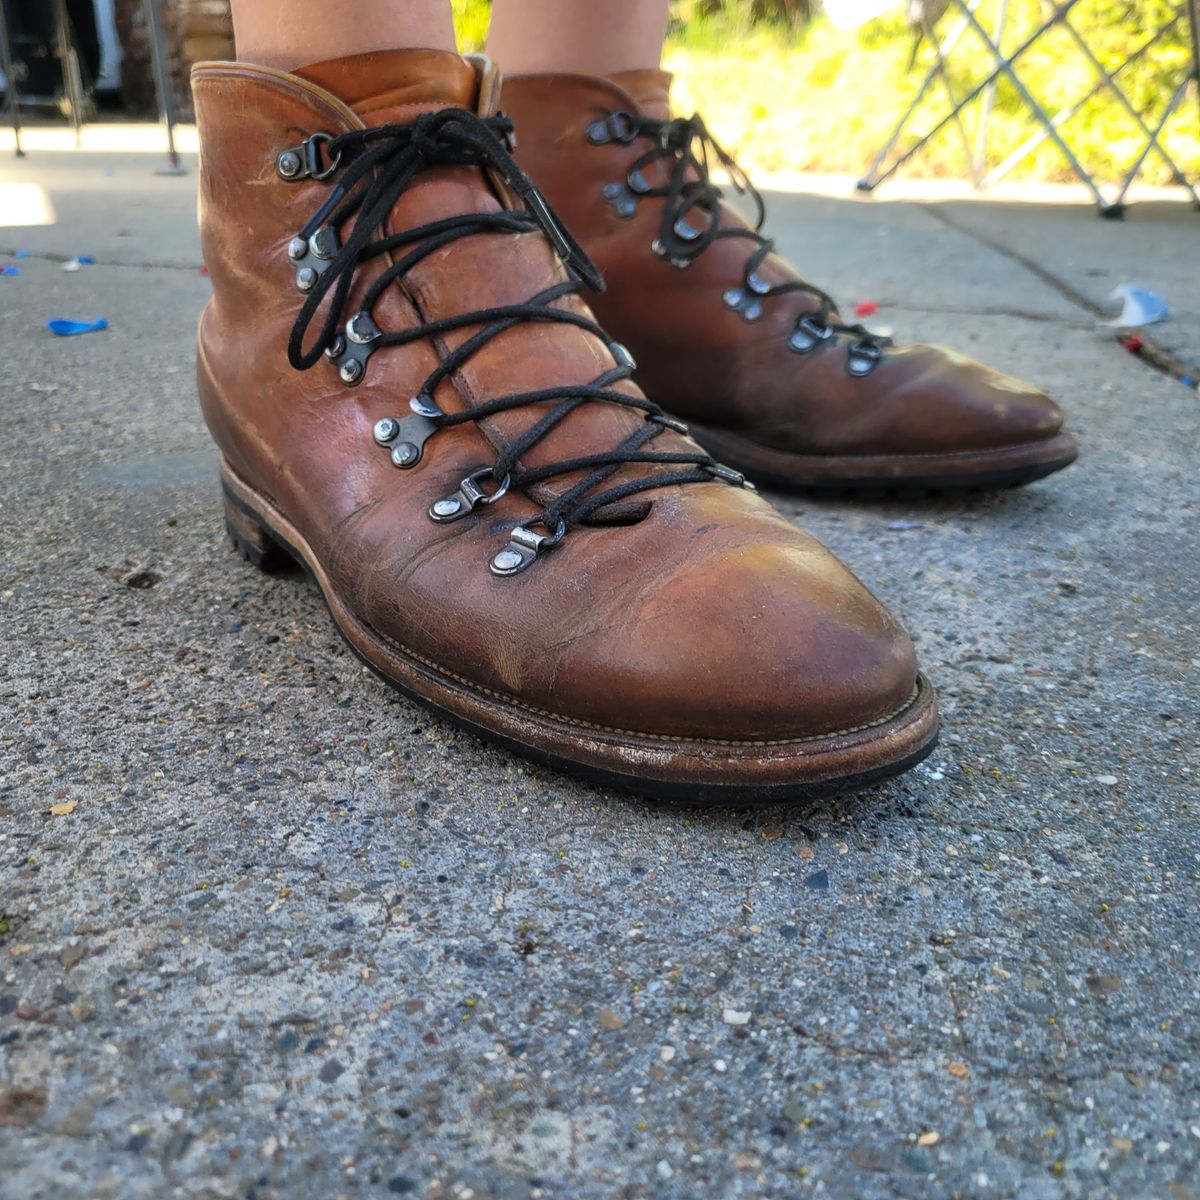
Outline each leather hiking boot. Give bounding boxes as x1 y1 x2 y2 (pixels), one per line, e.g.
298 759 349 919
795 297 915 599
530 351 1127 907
191 49 938 802
500 71 1078 494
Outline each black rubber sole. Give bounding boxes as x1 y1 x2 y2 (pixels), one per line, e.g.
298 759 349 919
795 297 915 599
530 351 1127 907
730 452 1081 499
685 426 1080 498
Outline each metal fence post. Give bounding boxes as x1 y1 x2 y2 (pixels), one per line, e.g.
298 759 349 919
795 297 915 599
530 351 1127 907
145 0 186 175
0 0 24 156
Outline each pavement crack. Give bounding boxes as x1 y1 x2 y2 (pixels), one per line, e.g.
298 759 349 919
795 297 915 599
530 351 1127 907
919 203 1198 385
898 302 1092 329
920 204 1105 318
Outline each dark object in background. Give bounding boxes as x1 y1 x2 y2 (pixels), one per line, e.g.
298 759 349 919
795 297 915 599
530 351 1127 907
750 0 814 23
114 0 233 121
0 0 99 103
690 0 815 26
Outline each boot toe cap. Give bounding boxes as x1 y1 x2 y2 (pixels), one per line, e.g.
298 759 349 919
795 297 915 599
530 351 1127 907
886 343 1067 453
541 529 921 744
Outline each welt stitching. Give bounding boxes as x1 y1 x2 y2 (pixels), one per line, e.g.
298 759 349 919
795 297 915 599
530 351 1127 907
366 618 920 746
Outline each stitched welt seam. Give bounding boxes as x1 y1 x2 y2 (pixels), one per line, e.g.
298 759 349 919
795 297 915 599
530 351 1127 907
366 618 920 747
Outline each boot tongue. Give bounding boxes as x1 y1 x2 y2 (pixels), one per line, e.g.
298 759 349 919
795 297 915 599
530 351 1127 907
296 48 496 231
296 51 657 514
294 48 479 120
607 69 673 120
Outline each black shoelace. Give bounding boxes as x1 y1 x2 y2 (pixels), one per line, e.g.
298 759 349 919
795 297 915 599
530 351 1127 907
589 110 890 372
280 108 746 573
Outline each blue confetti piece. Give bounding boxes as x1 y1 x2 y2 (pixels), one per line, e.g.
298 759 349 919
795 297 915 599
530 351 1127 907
1103 283 1170 328
47 317 108 337
13 250 30 259
1 265 20 276
77 254 96 264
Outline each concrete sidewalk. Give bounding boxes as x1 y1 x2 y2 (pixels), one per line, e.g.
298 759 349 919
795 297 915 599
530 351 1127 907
1 142 1198 1200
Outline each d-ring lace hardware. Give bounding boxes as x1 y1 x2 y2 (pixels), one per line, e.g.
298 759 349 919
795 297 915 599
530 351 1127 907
846 339 885 377
281 108 750 575
276 132 342 182
490 518 568 577
428 467 512 523
586 111 638 146
587 109 893 376
789 314 836 354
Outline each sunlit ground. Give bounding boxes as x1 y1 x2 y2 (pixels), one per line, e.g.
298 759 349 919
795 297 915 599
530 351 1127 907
0 181 56 225
0 120 1189 212
0 123 198 156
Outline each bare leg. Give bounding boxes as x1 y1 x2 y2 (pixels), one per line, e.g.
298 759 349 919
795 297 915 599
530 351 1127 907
487 0 670 77
231 0 457 69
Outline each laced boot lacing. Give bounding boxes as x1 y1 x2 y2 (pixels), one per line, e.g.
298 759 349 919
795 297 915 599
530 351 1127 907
586 110 891 377
275 108 753 576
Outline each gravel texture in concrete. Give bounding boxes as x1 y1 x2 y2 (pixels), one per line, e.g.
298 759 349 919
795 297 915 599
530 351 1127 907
1 147 1198 1200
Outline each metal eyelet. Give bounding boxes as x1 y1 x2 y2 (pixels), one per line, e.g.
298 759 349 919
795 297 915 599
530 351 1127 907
745 271 771 296
673 218 702 242
428 466 511 523
309 226 339 260
627 168 652 195
601 181 639 220
276 132 342 182
329 311 383 386
370 395 443 469
789 314 836 354
585 111 637 146
490 519 568 576
346 312 381 345
651 239 690 270
276 149 303 180
410 392 443 419
722 288 763 322
288 226 340 288
374 417 401 445
846 340 884 377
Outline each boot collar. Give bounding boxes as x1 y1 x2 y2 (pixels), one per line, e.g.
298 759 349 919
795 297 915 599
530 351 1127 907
294 48 482 122
606 69 673 120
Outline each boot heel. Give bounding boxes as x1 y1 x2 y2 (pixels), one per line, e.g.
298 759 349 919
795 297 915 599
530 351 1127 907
223 489 292 572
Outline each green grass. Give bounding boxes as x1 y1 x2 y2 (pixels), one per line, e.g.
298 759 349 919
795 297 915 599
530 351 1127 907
456 0 1199 186
452 0 492 52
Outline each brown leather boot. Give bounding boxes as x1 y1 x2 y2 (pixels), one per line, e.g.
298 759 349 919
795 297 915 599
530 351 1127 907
500 71 1078 494
192 49 937 801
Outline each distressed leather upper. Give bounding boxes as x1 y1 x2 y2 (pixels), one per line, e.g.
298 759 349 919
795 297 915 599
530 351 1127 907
501 71 1068 459
193 50 921 740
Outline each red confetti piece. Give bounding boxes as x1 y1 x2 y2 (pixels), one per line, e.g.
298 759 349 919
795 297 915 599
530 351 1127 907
1121 334 1143 353
854 300 879 317
199 264 209 276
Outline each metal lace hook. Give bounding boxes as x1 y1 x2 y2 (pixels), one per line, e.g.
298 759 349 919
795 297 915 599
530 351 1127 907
428 467 512 523
489 518 568 577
